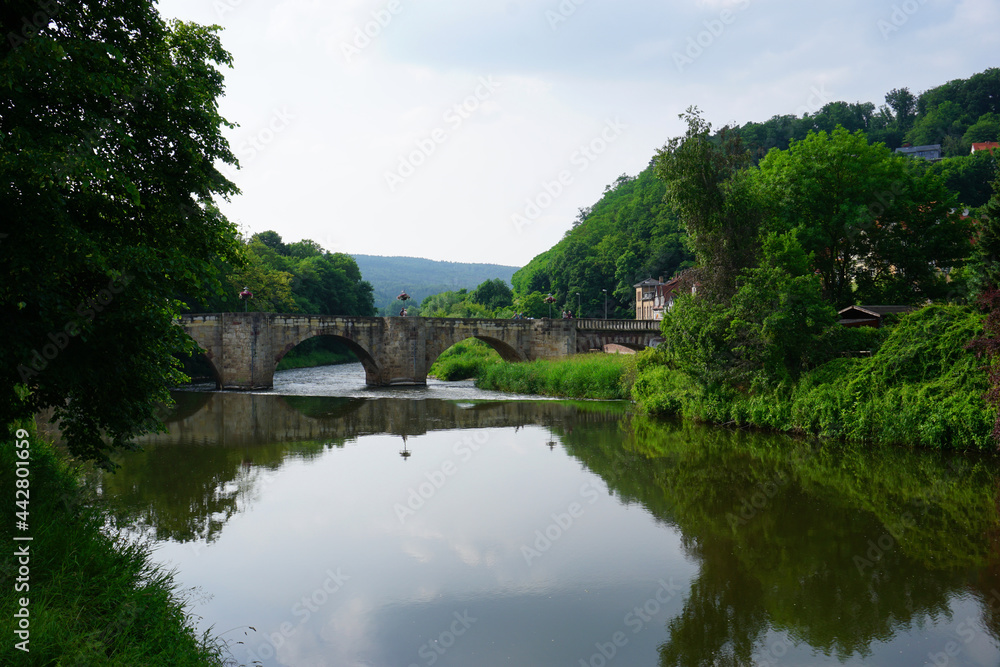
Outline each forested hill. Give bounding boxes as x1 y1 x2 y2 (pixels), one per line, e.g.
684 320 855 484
513 169 693 319
352 254 518 315
513 67 1000 317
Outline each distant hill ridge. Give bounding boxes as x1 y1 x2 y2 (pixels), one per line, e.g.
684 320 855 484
351 254 519 315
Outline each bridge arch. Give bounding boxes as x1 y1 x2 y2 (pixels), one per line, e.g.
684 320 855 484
437 335 524 364
187 350 223 389
275 331 382 384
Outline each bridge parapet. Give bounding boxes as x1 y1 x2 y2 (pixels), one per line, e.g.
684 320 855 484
576 319 660 331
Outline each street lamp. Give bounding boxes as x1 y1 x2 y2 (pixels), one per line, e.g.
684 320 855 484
396 291 410 316
575 292 580 317
602 289 608 319
239 287 253 312
544 294 556 319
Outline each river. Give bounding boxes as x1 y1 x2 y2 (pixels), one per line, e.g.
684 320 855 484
97 362 1000 666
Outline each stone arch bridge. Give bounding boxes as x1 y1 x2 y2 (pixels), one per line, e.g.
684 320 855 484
179 313 661 389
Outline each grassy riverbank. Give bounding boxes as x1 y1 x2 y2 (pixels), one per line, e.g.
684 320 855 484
428 339 504 380
0 425 231 666
428 339 634 399
632 305 995 450
477 353 635 400
430 306 995 449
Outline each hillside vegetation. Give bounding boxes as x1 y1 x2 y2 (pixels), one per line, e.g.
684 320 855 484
352 254 517 316
431 67 1000 450
507 68 999 320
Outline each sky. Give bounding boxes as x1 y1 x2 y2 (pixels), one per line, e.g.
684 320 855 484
155 0 1000 267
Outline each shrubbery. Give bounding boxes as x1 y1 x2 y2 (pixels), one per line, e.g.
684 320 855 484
634 305 994 449
429 339 503 381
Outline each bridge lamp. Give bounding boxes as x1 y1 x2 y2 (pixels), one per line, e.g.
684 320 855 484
239 287 253 312
544 294 556 319
576 292 580 316
396 291 411 316
602 289 608 319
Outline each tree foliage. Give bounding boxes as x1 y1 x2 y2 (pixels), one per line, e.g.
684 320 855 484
754 127 970 307
731 68 1000 161
927 149 999 209
469 278 513 311
512 168 693 318
419 279 520 318
654 108 763 301
188 231 375 316
2 2 243 466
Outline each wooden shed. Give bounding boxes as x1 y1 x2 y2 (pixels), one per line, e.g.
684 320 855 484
837 305 915 328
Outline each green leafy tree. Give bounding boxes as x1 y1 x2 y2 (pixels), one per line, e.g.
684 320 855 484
469 279 513 311
657 295 733 391
927 149 999 209
885 87 918 132
2 2 243 466
654 107 763 301
905 100 969 154
754 127 970 307
725 232 836 387
515 292 549 319
963 112 1000 144
187 232 375 316
227 240 297 312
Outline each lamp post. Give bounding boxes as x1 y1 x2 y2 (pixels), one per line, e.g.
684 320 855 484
602 289 608 319
239 287 253 312
576 292 580 317
544 294 556 319
396 291 410 316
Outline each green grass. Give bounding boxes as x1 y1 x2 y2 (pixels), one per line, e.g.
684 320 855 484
0 424 233 666
632 305 996 450
429 339 504 380
275 348 355 370
476 353 634 400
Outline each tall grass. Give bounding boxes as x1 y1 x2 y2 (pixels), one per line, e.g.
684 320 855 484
477 353 634 399
0 425 233 666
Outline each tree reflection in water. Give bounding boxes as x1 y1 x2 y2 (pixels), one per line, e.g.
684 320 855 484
97 392 1000 664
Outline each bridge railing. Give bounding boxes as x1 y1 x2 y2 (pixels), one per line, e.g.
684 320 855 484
575 318 660 331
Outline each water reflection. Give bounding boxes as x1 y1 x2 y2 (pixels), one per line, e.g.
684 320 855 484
98 392 1000 666
105 393 624 544
561 416 1000 664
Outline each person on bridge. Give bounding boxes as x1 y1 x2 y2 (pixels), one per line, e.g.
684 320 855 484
399 308 407 317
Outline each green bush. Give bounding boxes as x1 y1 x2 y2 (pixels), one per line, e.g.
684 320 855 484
429 339 503 381
634 305 996 449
